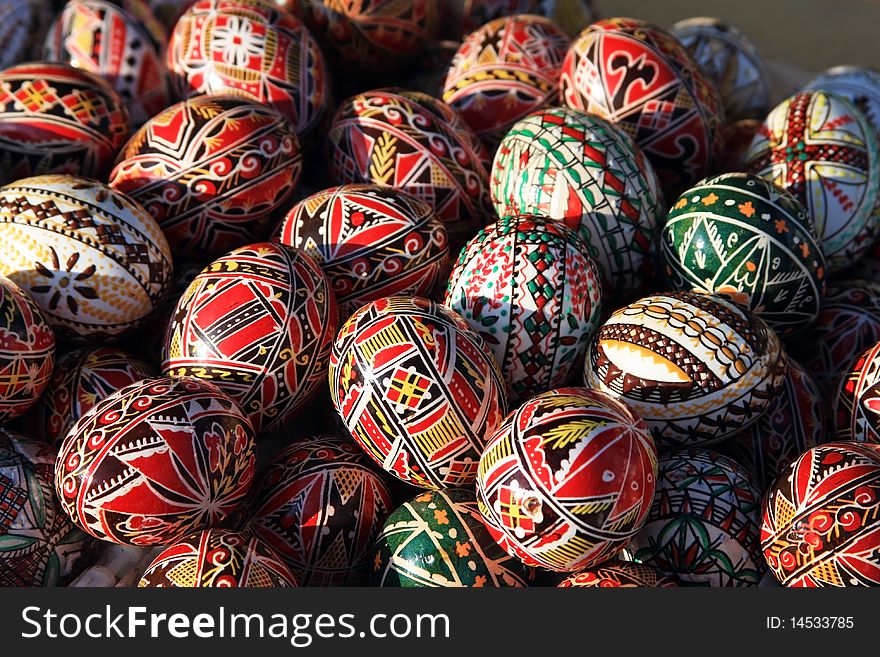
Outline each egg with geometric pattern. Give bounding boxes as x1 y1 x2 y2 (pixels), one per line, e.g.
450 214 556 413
0 276 55 423
110 95 302 258
630 448 765 587
490 107 664 299
55 376 257 546
476 387 657 572
746 90 880 273
560 17 725 198
328 296 508 489
0 62 130 185
662 172 826 337
44 0 170 127
584 291 786 448
138 529 297 587
167 0 330 140
445 215 603 403
276 185 449 319
833 340 880 444
0 175 173 343
250 436 394 586
371 488 532 587
442 14 571 146
761 441 880 587
803 65 880 134
162 242 338 435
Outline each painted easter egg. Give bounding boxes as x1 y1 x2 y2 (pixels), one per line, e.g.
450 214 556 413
476 387 657 572
0 276 55 423
276 184 449 319
43 0 169 127
0 175 173 342
559 17 724 197
789 279 880 398
803 65 880 134
328 296 507 489
442 15 571 146
162 242 338 435
583 291 786 448
293 0 438 70
631 448 764 586
490 107 664 299
0 0 53 69
746 90 880 273
445 215 603 402
662 172 826 337
328 88 493 251
167 0 329 140
55 376 257 546
669 17 772 122
371 488 531 587
833 341 880 443
109 95 302 258
138 528 297 586
27 347 155 448
0 62 130 185
0 430 94 586
557 561 678 588
719 356 825 493
761 441 880 587
250 436 393 586
138 529 296 588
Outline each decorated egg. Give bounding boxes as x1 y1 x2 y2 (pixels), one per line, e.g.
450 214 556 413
162 242 338 435
371 488 531 587
138 528 296 586
250 436 393 586
746 90 880 273
442 15 571 146
55 376 256 546
293 0 438 71
584 291 786 448
444 0 597 39
44 0 170 127
328 88 493 250
27 347 155 448
167 0 329 140
761 441 880 587
559 17 724 197
0 175 173 342
0 62 130 185
557 561 677 588
669 17 772 122
662 172 826 337
491 107 664 299
109 95 302 258
276 184 449 319
803 65 880 133
631 449 764 586
789 279 880 398
719 356 825 493
476 387 657 572
0 0 53 69
0 276 55 423
328 296 507 489
445 216 603 402
833 341 880 443
0 430 94 586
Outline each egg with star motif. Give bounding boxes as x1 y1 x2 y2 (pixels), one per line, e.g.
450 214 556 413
0 175 173 342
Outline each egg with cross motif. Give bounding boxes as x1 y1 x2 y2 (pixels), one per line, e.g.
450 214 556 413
746 90 880 273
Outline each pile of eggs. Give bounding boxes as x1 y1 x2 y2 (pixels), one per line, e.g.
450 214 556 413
0 0 878 589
